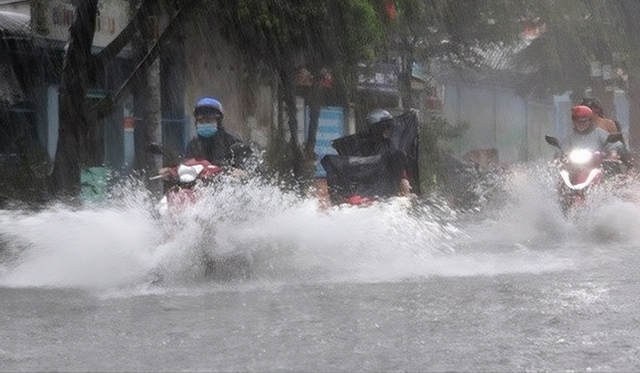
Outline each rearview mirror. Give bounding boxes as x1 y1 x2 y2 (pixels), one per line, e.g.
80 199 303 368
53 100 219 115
545 135 560 148
146 143 166 156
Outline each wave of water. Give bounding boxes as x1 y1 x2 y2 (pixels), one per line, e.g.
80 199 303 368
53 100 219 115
2 165 640 291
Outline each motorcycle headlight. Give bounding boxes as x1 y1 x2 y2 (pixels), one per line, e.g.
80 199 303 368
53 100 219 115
178 164 204 183
568 149 593 165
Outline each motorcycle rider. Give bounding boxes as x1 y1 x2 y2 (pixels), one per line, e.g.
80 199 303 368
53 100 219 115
560 105 626 160
550 105 628 212
185 97 251 169
361 109 413 196
158 97 251 180
367 109 413 196
580 97 621 134
319 108 416 206
579 97 633 169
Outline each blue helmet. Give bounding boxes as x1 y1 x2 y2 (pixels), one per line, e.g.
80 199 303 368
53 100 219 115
194 97 224 118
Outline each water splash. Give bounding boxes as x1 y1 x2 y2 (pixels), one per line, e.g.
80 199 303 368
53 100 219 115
0 182 160 289
1 165 639 290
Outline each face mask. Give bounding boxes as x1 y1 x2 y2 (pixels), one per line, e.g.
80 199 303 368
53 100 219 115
196 123 218 138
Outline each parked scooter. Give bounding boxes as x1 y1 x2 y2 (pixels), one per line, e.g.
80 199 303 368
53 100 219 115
545 134 623 211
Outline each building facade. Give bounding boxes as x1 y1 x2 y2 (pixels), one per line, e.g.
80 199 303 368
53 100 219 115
0 0 280 180
0 0 135 171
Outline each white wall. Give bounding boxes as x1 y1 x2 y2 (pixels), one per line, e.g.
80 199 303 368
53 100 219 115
496 91 527 162
182 23 274 147
31 0 129 48
441 84 558 164
526 100 556 160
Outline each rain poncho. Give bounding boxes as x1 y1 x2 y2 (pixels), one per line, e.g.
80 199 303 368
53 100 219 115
320 111 419 202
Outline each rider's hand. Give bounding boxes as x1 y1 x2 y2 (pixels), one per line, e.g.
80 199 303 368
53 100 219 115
399 178 414 197
229 167 247 179
159 167 172 177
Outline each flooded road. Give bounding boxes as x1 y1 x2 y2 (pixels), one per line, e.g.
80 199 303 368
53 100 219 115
2 169 640 372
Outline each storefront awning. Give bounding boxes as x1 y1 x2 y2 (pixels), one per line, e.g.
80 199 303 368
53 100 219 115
0 11 30 105
0 10 29 35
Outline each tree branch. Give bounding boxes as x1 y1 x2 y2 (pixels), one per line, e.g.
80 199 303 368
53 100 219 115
91 3 190 118
94 1 149 65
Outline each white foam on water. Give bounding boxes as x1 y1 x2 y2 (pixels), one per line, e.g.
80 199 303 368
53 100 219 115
0 203 159 288
1 167 639 291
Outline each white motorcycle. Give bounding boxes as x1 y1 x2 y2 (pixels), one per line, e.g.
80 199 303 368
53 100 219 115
545 134 623 212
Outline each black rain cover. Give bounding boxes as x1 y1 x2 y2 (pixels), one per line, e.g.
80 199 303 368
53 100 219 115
321 110 420 202
321 153 405 202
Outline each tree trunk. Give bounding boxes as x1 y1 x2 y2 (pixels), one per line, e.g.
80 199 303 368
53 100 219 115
303 70 323 181
92 0 192 120
51 0 99 198
399 37 415 111
267 79 294 182
279 67 303 179
133 4 163 195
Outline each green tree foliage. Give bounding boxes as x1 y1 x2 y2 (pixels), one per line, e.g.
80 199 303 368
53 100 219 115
509 0 640 149
50 0 190 198
418 113 468 194
0 147 51 209
378 0 523 109
512 0 609 97
213 0 383 186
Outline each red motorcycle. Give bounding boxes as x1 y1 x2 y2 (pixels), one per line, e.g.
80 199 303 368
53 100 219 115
147 144 253 282
151 158 223 218
545 134 623 211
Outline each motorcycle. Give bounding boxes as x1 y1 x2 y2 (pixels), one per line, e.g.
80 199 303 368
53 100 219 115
150 158 223 218
545 134 624 211
147 142 251 217
147 144 252 282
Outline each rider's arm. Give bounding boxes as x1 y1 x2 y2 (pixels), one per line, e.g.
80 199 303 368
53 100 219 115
229 140 252 169
158 166 177 179
605 140 625 158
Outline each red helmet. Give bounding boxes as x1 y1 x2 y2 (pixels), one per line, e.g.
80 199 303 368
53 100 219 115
571 105 593 120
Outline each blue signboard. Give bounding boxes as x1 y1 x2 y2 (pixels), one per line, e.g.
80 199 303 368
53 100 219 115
305 106 344 178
